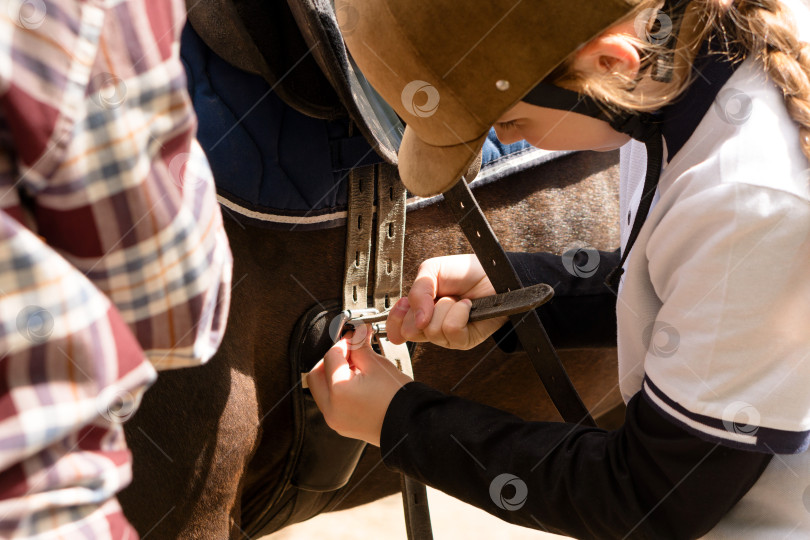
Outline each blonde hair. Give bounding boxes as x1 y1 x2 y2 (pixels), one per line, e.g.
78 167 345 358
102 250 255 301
557 0 810 159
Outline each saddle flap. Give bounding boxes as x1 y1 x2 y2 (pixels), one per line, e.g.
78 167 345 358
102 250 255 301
289 301 367 493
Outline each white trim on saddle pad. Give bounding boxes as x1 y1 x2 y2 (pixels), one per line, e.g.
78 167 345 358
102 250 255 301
217 147 567 229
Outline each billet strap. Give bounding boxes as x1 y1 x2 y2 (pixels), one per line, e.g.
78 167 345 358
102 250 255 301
401 475 434 540
372 165 430 540
442 179 596 427
343 166 375 310
374 165 415 379
342 163 431 540
378 338 414 379
373 165 407 312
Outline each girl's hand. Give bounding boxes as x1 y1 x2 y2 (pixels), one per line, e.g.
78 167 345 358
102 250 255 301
385 254 507 350
307 333 412 447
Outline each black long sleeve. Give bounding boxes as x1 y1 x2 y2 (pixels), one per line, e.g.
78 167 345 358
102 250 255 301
381 382 772 539
493 250 619 350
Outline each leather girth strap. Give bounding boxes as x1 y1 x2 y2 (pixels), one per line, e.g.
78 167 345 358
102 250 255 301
442 179 597 427
343 164 374 311
343 163 433 538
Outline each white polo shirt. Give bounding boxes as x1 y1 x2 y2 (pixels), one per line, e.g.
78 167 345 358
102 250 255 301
617 50 810 537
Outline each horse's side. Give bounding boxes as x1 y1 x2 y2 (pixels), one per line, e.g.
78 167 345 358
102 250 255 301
118 149 622 539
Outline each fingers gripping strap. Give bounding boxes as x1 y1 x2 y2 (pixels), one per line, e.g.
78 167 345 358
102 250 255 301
442 179 595 427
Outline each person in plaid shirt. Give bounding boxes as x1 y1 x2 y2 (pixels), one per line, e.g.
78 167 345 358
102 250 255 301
0 0 232 537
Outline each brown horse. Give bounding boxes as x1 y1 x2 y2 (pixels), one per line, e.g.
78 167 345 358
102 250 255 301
118 148 623 539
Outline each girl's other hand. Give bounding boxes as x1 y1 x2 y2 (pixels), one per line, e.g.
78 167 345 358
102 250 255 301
308 333 412 446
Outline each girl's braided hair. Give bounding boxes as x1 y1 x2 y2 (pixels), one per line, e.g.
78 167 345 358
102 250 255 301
557 0 810 159
733 0 810 157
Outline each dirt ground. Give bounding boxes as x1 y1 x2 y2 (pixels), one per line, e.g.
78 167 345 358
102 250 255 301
265 486 567 540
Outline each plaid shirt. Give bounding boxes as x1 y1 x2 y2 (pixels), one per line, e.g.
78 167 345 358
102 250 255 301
0 0 232 537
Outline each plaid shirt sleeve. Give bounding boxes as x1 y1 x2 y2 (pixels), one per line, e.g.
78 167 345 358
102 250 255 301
0 0 233 536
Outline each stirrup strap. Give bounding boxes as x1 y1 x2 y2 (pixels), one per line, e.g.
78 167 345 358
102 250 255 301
442 179 596 427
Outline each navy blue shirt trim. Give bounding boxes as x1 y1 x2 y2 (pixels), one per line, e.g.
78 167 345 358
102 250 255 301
643 376 810 454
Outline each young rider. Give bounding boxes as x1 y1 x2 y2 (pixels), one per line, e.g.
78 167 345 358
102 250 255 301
308 0 810 536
